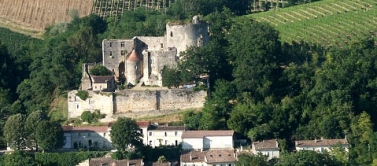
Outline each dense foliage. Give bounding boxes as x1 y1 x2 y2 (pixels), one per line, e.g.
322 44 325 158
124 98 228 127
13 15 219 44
0 0 377 164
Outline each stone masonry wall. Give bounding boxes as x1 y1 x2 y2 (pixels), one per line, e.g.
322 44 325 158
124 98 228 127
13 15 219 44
68 89 207 119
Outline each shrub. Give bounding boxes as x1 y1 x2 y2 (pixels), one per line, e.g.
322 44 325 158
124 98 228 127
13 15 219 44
89 65 112 76
35 151 107 166
76 90 89 100
81 110 106 123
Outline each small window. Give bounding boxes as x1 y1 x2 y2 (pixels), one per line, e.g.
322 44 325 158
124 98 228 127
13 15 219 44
170 31 173 37
121 50 125 55
175 131 178 136
149 141 152 145
109 42 113 47
103 133 106 137
229 164 231 166
164 132 167 137
121 42 125 47
161 43 163 48
149 132 152 136
109 51 113 56
76 104 79 109
165 140 168 145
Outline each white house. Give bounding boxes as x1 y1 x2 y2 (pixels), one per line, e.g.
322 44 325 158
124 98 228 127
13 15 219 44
295 138 349 153
147 125 186 147
181 130 234 150
62 126 113 150
252 139 280 160
180 150 237 166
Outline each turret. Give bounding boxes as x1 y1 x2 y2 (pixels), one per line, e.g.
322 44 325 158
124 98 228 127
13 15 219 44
126 50 142 85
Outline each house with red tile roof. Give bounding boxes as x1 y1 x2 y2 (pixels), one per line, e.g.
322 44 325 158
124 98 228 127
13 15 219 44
181 130 234 151
295 138 349 153
252 139 280 160
180 150 237 166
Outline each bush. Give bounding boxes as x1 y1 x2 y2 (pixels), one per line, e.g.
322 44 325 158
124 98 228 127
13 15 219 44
76 90 89 100
89 65 112 76
35 151 107 166
81 110 106 123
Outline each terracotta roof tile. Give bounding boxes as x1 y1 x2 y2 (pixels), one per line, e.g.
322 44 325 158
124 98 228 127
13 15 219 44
127 50 140 61
92 75 114 83
148 125 186 131
181 130 234 138
295 138 348 147
253 139 279 151
180 150 236 163
89 158 143 166
62 126 109 133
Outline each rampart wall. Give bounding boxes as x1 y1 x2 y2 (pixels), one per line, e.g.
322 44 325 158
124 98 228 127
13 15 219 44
68 89 207 120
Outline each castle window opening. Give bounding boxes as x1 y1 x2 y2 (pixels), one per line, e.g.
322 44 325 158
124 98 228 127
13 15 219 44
109 51 113 56
121 50 126 55
161 43 163 48
170 31 173 37
121 42 125 47
109 42 113 47
76 104 79 109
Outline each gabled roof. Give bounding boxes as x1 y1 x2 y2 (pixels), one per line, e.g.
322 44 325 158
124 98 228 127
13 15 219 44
253 139 279 151
180 150 236 163
181 130 234 138
89 158 143 166
148 125 186 131
62 126 109 133
295 138 348 147
92 75 114 83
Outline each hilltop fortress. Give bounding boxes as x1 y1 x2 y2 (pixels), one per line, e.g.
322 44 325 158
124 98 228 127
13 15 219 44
68 16 209 121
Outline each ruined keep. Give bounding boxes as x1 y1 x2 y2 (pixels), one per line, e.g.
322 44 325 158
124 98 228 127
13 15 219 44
102 16 210 86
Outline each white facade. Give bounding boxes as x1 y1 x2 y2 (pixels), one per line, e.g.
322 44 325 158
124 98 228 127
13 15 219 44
147 126 186 148
181 130 234 150
62 126 113 150
295 138 349 153
251 139 280 160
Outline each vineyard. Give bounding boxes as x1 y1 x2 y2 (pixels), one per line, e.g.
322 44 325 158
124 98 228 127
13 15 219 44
0 0 93 35
0 27 42 54
249 0 377 47
92 0 174 18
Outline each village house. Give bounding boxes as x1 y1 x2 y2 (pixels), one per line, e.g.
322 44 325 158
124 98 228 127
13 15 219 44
181 130 235 151
251 139 280 160
62 126 113 150
147 125 186 147
295 138 349 153
78 158 144 166
180 150 237 166
91 75 115 92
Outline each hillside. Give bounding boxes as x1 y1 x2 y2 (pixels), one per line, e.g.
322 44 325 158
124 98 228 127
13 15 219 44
0 0 93 36
249 0 377 48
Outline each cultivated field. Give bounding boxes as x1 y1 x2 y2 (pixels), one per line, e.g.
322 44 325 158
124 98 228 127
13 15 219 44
249 0 377 47
0 0 93 35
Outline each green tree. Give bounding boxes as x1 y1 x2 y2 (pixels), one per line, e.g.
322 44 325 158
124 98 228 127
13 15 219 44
236 153 269 166
227 17 282 99
110 117 143 151
3 114 26 150
277 150 340 166
36 121 64 152
89 65 112 76
182 110 202 130
161 66 181 88
25 110 48 151
3 151 37 166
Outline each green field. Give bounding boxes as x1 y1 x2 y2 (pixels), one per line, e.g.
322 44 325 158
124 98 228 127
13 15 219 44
249 0 377 47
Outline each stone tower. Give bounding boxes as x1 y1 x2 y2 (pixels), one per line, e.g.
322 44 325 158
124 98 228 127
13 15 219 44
165 16 210 56
126 50 142 85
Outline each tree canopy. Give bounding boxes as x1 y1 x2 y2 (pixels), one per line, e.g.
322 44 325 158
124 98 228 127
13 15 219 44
110 117 143 151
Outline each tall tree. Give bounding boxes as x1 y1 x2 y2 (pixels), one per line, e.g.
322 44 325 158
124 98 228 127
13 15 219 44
110 117 143 151
227 17 282 100
25 110 48 151
3 114 26 150
35 121 64 152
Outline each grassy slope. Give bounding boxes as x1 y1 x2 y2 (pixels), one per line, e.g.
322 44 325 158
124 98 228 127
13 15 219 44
248 0 377 47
